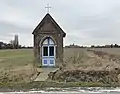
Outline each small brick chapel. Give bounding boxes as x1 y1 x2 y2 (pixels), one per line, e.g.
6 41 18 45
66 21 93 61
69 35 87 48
32 13 66 67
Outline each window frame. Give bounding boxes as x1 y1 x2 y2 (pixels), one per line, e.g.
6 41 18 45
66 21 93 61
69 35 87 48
42 37 56 58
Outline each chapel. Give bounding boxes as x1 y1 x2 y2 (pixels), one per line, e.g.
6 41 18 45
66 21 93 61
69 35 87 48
32 13 66 67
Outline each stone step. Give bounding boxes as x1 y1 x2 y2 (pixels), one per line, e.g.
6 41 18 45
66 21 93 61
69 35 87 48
34 73 49 81
34 68 59 81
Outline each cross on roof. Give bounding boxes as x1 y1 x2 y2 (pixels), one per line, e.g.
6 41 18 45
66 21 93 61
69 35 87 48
45 4 51 13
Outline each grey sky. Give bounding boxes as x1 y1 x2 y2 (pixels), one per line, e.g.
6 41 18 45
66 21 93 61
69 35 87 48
0 0 120 46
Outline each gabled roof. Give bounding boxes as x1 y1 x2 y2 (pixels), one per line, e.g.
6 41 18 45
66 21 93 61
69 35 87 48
32 13 66 37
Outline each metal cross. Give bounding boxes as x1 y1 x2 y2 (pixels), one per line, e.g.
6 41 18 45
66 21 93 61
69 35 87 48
45 4 51 13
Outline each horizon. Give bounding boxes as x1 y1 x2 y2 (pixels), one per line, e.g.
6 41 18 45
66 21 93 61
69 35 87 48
1 40 120 47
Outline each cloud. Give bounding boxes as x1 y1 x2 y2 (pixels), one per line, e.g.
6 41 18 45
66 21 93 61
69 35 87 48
1 0 120 46
0 21 33 46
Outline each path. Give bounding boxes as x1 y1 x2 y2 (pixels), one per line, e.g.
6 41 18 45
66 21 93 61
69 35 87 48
34 68 59 81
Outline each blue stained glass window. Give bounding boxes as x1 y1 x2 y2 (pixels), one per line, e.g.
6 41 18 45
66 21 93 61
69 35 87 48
50 60 54 64
44 60 47 64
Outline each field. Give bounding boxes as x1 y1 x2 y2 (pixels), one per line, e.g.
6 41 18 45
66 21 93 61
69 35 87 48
90 48 120 55
1 48 120 88
48 48 120 85
2 48 119 71
63 48 120 70
0 49 34 68
63 48 89 69
0 49 37 85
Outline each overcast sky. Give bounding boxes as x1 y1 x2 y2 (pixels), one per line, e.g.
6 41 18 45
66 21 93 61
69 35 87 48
0 0 120 46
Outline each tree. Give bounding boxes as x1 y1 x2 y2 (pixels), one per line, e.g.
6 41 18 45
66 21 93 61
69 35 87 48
114 44 119 48
0 42 3 49
91 45 95 48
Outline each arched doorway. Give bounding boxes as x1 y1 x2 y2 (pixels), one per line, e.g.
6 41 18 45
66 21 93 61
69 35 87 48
41 37 56 66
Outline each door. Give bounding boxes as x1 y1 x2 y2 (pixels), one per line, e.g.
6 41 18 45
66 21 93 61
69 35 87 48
42 37 56 66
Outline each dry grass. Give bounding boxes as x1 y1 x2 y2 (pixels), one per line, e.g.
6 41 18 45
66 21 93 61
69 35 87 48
0 64 37 83
90 48 120 55
63 48 120 72
48 48 120 84
0 49 37 84
63 48 90 70
1 48 120 84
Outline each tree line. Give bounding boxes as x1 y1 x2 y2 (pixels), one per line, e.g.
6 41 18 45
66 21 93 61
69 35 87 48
0 41 33 49
65 43 120 48
91 44 120 48
0 35 33 49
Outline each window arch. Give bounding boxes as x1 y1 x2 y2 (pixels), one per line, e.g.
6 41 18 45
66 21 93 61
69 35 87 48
42 37 55 45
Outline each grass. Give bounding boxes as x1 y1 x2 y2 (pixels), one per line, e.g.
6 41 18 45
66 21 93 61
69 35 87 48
0 49 34 68
1 48 120 89
0 49 37 85
90 48 120 56
63 48 90 69
0 81 119 91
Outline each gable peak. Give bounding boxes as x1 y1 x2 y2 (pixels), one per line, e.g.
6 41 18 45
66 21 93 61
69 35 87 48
32 13 66 37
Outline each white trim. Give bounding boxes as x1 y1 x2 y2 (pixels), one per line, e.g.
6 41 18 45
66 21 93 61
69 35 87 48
39 36 57 47
54 46 56 59
48 45 50 56
41 37 56 66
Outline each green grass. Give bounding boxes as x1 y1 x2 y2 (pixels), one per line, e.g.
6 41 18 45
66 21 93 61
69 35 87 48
0 49 34 68
0 49 33 59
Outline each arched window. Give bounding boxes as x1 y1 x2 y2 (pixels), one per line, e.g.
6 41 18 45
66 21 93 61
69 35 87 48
42 37 55 45
42 37 55 57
